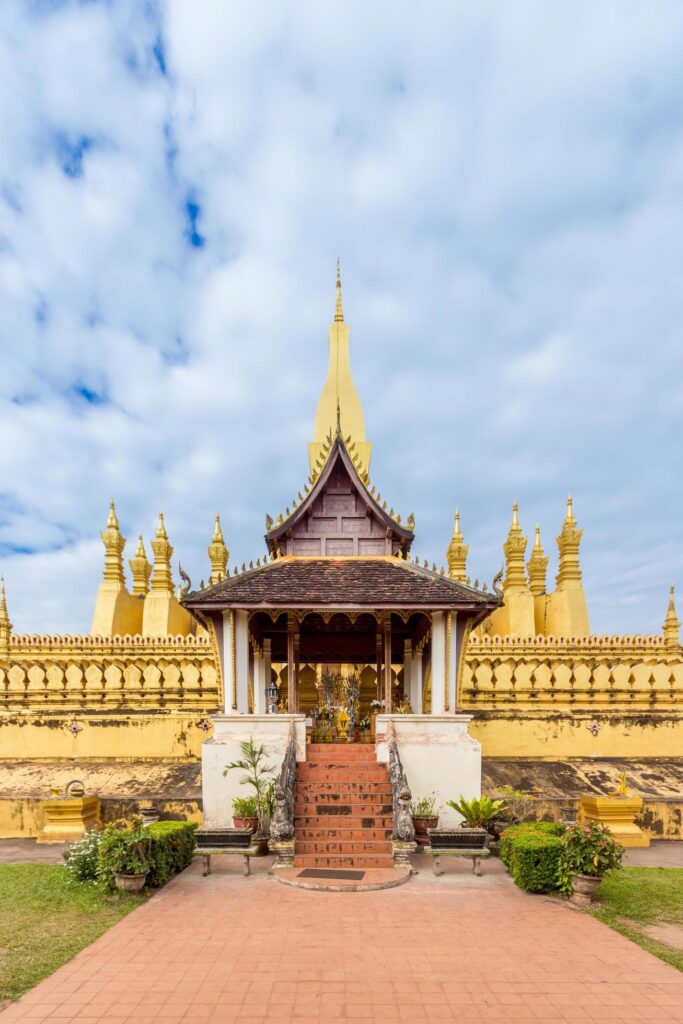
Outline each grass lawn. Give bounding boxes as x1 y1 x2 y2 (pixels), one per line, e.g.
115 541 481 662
0 864 144 1004
593 867 683 972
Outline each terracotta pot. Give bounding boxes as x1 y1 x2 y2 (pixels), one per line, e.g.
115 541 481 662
114 871 147 893
233 816 258 833
570 873 602 907
412 816 439 846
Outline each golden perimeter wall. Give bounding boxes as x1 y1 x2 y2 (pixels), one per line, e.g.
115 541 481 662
1 629 682 837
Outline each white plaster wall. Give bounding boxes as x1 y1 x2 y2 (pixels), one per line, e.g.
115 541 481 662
376 714 481 828
201 714 306 828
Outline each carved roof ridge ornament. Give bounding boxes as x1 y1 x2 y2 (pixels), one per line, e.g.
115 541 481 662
264 434 414 552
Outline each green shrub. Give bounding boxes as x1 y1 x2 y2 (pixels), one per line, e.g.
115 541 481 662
98 818 150 888
557 821 624 895
145 821 197 888
499 821 566 893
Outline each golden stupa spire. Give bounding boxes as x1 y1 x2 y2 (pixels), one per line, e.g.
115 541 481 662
527 525 549 597
663 585 681 652
208 514 229 586
309 261 371 477
100 499 126 587
335 258 344 322
447 510 469 583
129 534 152 596
150 512 174 594
0 577 12 659
503 502 529 593
556 494 583 590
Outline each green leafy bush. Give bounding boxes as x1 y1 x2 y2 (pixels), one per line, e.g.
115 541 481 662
557 821 624 894
97 818 150 888
446 795 504 827
63 828 102 884
500 821 566 893
145 821 197 888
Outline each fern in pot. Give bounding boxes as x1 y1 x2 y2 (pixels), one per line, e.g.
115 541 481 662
445 796 505 846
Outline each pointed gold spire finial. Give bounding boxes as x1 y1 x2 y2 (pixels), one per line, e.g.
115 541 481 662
100 500 126 586
447 508 469 583
564 494 576 526
527 524 549 597
208 514 229 586
663 585 681 652
150 513 173 594
0 577 12 659
129 534 152 596
334 258 344 322
556 495 583 590
503 502 528 593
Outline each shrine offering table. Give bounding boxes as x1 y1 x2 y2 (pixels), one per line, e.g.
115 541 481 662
424 847 490 877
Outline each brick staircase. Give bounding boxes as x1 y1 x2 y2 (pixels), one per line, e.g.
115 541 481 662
294 743 394 869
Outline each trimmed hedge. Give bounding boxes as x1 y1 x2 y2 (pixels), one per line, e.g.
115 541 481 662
145 822 197 888
500 821 565 893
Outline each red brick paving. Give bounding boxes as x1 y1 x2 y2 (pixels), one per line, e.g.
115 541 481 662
2 857 683 1024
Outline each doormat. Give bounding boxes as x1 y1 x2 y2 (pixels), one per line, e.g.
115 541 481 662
297 868 365 880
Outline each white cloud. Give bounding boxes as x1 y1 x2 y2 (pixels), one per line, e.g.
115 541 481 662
0 0 682 636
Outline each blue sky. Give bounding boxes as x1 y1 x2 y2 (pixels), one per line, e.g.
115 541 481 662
0 0 682 635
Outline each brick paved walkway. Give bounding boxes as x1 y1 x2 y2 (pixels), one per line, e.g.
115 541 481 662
2 858 683 1023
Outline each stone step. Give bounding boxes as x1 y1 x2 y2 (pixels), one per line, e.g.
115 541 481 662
296 839 392 855
295 802 394 818
295 814 393 830
298 764 388 778
306 744 377 758
296 782 392 796
297 826 391 842
295 854 395 869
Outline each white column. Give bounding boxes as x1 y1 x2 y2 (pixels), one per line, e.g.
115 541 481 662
222 610 237 715
431 611 446 715
263 638 272 708
235 610 250 713
412 648 423 715
404 640 413 710
448 613 458 714
253 650 266 715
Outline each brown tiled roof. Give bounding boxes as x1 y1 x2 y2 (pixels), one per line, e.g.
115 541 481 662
184 557 500 611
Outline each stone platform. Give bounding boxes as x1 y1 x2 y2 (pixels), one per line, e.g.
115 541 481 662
273 866 411 892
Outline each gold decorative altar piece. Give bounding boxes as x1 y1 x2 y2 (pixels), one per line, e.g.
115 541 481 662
37 782 100 844
336 706 350 742
579 779 649 848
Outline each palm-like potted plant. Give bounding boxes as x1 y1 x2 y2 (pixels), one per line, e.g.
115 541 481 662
410 794 439 846
445 795 505 845
558 820 624 905
224 738 275 838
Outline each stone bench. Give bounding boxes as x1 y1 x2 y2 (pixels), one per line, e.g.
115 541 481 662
424 847 490 876
193 845 263 877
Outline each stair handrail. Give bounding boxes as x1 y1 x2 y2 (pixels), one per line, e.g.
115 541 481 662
269 720 297 843
385 719 416 842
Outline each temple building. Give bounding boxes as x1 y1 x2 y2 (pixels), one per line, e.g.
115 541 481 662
0 268 681 850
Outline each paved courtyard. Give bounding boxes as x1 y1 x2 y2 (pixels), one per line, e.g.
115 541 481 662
2 855 683 1024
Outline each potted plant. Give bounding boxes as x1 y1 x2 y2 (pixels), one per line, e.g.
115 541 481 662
224 738 275 837
410 794 439 846
488 786 536 840
558 820 624 905
358 715 371 743
98 817 150 892
445 795 505 845
369 699 385 740
231 795 259 833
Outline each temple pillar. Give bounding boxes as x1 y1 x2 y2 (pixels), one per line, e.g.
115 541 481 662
404 640 413 710
287 614 300 714
222 609 250 714
253 646 266 716
411 645 423 714
375 628 383 703
445 612 457 714
384 614 392 713
431 611 446 714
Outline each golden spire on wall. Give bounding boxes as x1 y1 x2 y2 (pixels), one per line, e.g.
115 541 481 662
150 513 174 594
527 525 549 596
447 510 469 583
503 502 529 594
663 586 681 652
129 534 152 596
100 499 126 587
0 577 12 660
556 495 584 590
208 514 229 585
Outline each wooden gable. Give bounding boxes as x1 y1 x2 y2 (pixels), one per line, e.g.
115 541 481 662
265 438 414 558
